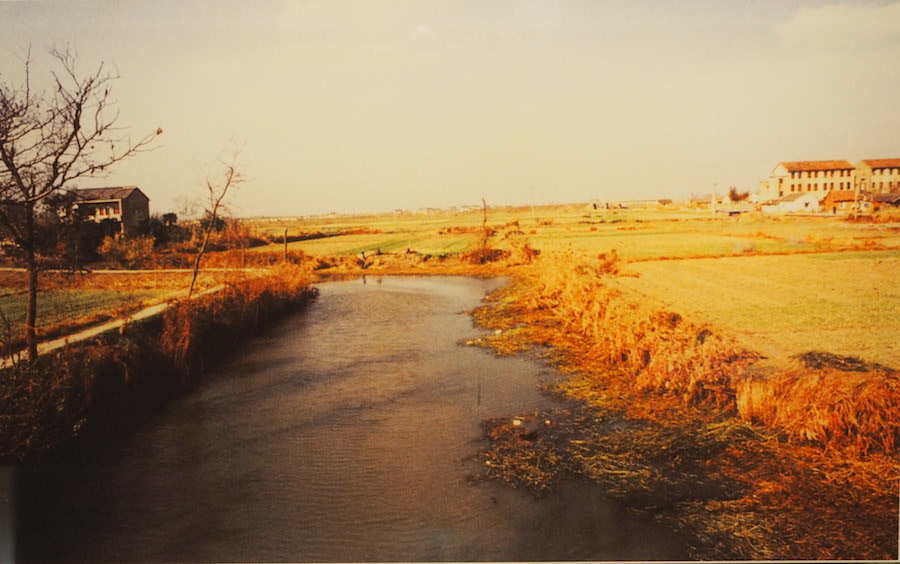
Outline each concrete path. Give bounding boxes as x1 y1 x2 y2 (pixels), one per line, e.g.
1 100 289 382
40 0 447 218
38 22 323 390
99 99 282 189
0 284 225 369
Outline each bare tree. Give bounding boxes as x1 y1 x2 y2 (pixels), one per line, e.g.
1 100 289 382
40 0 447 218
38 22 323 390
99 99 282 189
0 46 160 363
188 147 242 299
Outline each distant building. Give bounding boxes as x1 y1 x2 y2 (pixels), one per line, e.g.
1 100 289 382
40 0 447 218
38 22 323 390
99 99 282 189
871 191 900 211
758 157 900 214
759 160 856 203
821 190 856 214
71 186 149 236
761 193 820 214
855 159 900 195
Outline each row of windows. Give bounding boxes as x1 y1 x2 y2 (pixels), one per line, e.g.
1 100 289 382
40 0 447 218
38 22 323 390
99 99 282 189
789 169 851 179
788 167 900 179
94 205 121 216
789 182 852 192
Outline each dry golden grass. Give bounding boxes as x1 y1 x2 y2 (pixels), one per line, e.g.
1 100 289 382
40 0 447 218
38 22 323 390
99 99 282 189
736 364 900 455
506 250 900 456
510 250 759 407
471 253 899 559
610 250 900 368
0 264 317 462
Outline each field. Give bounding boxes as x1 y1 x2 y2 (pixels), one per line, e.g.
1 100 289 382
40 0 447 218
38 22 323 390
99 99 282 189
609 250 900 368
246 205 900 260
5 206 899 373
0 288 168 336
244 206 900 370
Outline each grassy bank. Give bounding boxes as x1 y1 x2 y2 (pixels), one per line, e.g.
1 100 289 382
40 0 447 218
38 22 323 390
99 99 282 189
469 251 898 560
0 264 316 463
0 270 226 356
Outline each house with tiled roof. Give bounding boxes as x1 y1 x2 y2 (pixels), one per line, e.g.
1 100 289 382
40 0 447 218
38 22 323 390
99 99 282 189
71 186 149 236
821 189 857 214
855 159 900 195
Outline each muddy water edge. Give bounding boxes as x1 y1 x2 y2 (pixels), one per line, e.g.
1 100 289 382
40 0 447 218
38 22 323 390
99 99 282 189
10 275 688 562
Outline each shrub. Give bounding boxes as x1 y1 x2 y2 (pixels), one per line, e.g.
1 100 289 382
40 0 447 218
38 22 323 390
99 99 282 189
460 247 510 265
98 236 155 268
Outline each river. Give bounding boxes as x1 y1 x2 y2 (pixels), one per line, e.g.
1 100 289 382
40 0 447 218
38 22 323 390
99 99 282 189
10 276 686 562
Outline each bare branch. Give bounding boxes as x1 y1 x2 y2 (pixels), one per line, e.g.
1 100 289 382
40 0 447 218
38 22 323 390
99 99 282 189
188 144 244 299
0 45 161 363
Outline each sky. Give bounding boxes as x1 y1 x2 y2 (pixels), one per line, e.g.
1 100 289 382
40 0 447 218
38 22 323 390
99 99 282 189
2 0 899 217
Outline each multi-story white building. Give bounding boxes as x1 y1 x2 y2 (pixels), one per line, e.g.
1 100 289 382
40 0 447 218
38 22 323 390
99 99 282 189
758 160 855 202
759 158 900 206
856 159 900 195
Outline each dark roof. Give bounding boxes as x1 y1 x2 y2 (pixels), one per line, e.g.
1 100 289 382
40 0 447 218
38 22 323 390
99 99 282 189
72 186 145 201
871 192 900 204
781 160 854 172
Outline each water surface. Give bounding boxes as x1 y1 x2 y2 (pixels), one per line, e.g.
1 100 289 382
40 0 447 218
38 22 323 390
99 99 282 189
13 276 686 561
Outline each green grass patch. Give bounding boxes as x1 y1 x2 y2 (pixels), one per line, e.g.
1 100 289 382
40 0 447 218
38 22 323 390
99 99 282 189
0 289 169 338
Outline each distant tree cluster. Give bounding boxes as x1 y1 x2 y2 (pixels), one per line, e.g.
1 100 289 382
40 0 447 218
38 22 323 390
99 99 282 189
728 186 750 202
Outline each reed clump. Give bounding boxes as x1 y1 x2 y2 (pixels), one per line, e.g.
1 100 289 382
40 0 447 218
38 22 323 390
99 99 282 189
736 360 899 455
514 251 757 408
159 264 316 374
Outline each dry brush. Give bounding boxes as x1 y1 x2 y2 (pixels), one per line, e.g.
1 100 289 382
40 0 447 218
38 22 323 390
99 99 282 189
0 264 316 462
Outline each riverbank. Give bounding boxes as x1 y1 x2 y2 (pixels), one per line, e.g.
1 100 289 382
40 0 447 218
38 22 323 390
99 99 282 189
0 264 317 463
3 245 897 558
468 256 898 560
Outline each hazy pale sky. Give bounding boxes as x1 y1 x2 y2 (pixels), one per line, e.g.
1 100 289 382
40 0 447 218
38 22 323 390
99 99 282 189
2 0 899 216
